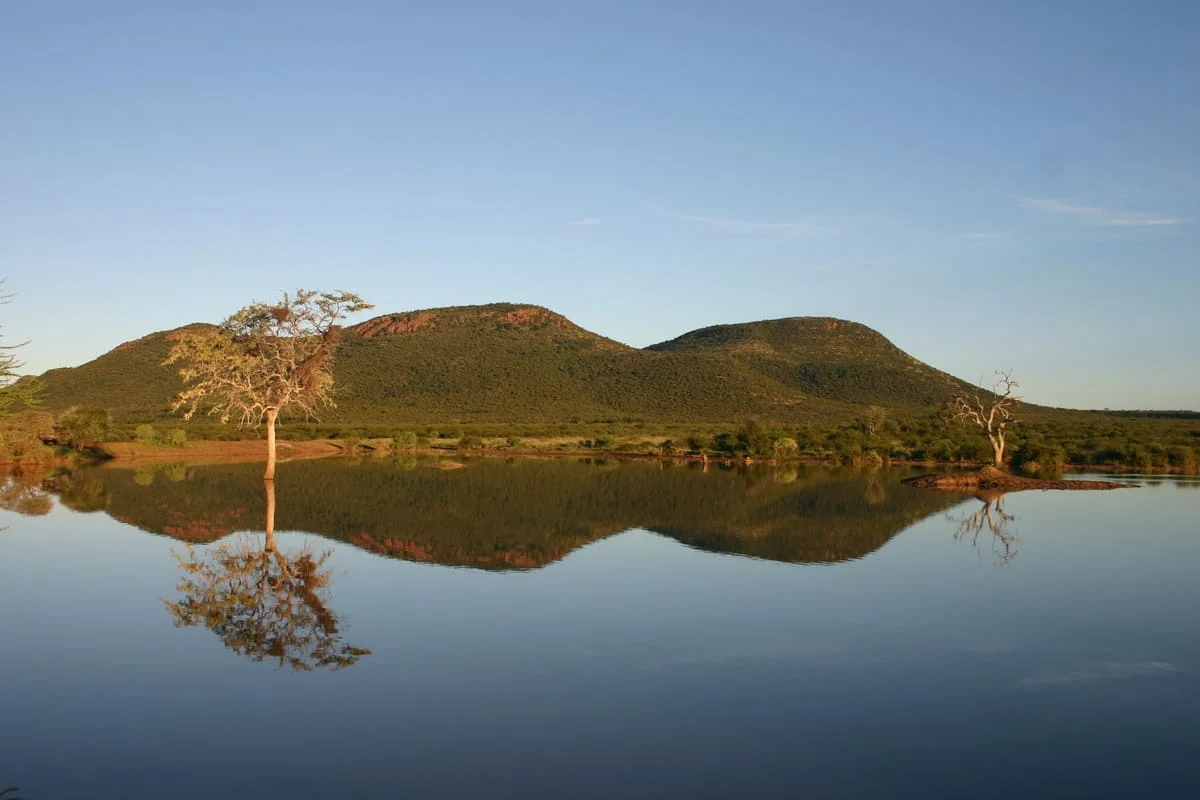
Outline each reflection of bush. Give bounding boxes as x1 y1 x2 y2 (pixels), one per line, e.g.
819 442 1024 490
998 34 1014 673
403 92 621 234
772 467 799 485
164 463 189 482
53 472 110 513
391 454 418 471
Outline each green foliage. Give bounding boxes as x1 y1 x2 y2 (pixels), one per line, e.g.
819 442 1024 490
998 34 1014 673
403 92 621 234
135 423 158 445
391 430 418 450
773 437 799 457
1011 439 1066 474
736 420 774 457
0 410 56 460
165 428 188 448
57 406 111 448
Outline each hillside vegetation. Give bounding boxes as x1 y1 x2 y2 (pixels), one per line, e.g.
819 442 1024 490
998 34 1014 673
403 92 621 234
27 302 1200 470
649 317 968 406
37 304 950 426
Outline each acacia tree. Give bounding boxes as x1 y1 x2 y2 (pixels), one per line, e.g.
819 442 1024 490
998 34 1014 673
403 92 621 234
949 369 1022 467
165 290 371 479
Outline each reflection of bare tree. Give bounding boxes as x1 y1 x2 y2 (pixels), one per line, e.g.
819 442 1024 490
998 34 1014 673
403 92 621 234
0 469 53 516
952 491 1019 565
165 479 370 670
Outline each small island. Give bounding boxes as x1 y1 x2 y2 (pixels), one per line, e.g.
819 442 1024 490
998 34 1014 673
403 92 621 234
904 465 1136 492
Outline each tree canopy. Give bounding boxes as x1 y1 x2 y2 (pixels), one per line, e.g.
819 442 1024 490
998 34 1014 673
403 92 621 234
166 290 371 427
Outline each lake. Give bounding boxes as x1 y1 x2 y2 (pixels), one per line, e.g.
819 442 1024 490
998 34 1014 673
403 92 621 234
1 458 1197 799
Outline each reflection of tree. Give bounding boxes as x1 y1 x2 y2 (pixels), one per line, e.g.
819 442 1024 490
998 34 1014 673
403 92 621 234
53 471 110 513
0 470 53 516
165 479 369 670
952 491 1019 565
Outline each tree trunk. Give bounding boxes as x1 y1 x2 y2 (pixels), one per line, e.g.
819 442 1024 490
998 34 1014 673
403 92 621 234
265 407 278 480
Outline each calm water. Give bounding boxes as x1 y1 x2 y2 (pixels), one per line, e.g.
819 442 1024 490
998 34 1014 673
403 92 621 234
1 459 1197 799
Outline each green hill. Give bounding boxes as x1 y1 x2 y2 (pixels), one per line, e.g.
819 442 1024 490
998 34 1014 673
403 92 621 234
37 303 965 425
648 317 968 407
39 323 214 421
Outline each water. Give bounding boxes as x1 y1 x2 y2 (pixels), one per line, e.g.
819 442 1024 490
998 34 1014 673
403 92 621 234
1 459 1197 799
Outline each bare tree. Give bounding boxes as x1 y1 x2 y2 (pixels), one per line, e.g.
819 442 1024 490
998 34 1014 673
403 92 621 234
949 369 1022 467
165 289 372 479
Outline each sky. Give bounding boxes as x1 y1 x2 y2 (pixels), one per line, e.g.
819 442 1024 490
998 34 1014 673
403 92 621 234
1 0 1197 410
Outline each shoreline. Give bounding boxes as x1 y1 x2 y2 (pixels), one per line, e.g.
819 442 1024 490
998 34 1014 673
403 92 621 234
18 439 1185 475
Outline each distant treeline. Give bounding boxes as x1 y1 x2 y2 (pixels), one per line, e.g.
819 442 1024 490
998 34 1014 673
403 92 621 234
1094 410 1200 420
3 402 1197 472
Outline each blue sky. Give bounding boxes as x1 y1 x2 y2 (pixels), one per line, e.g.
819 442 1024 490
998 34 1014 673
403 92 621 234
2 0 1196 409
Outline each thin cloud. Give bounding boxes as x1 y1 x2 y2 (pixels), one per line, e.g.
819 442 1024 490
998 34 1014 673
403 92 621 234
1020 660 1179 687
569 218 602 226
956 231 1010 242
655 208 855 237
1019 196 1181 227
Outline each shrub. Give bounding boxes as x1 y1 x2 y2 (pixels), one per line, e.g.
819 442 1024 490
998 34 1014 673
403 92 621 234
392 431 418 451
772 437 798 457
56 406 111 449
165 428 188 448
0 411 56 459
134 424 158 445
1167 446 1197 471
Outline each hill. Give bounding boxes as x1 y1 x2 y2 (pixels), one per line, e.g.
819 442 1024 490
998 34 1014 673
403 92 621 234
36 303 964 426
648 317 967 406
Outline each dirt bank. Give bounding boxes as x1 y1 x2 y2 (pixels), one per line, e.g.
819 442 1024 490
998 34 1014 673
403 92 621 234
99 439 344 465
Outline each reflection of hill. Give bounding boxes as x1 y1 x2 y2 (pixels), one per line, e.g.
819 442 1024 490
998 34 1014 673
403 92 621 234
62 459 963 569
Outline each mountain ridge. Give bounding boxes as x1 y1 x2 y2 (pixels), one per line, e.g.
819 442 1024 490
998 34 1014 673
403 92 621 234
35 302 971 424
